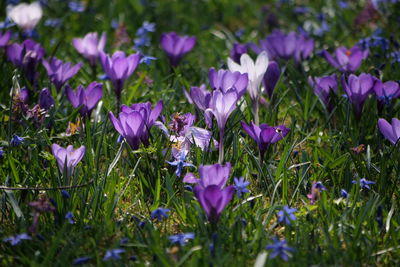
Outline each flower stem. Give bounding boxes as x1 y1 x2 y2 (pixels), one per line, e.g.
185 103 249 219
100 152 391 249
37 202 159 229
253 98 259 125
218 129 224 164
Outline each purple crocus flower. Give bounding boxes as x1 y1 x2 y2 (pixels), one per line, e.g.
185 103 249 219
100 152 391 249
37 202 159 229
39 88 55 110
99 51 140 101
120 100 163 146
72 32 106 66
263 61 280 99
66 81 103 116
309 74 338 112
43 57 82 91
194 185 235 224
241 121 290 156
160 32 196 66
51 144 86 177
341 73 374 119
277 206 297 225
322 45 368 72
378 118 400 145
208 68 248 98
373 78 400 111
108 110 145 150
189 84 213 128
307 181 326 204
6 39 45 84
265 237 295 261
250 30 314 63
230 43 247 64
183 165 234 222
0 31 11 47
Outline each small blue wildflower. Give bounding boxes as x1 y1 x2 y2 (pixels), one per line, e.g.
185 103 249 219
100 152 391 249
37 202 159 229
11 135 24 146
0 147 4 158
294 6 310 14
3 233 31 246
151 207 170 221
168 233 195 246
117 135 124 143
0 18 15 29
265 237 296 261
184 185 193 192
120 237 129 245
44 18 61 27
73 256 91 265
352 178 375 190
61 190 70 199
277 206 297 225
234 28 245 38
340 189 349 198
69 1 85 13
233 177 250 198
111 19 119 29
103 248 125 261
315 181 326 191
7 0 20 5
140 55 157 65
65 211 75 224
338 1 349 8
134 35 151 48
166 150 194 177
136 21 155 36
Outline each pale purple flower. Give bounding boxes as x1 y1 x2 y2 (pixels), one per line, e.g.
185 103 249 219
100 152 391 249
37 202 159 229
322 45 368 72
208 67 248 98
109 110 145 150
277 206 297 225
7 2 43 31
341 73 374 119
378 118 400 145
66 81 103 116
72 32 106 66
160 32 196 66
241 121 290 156
206 89 238 132
184 163 232 188
189 84 213 128
373 78 400 111
0 31 11 47
6 39 45 83
227 52 269 101
250 30 314 63
309 74 338 111
99 51 140 100
51 144 86 177
43 57 82 91
168 233 195 246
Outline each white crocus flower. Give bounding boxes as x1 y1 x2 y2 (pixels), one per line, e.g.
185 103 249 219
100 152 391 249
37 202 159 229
227 51 269 101
7 2 43 31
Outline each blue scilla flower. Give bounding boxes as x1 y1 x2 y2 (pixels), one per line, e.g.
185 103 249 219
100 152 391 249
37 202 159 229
352 178 375 190
150 207 170 221
340 189 349 198
277 206 297 225
166 150 194 177
0 147 4 158
11 135 24 146
168 233 195 246
65 211 75 224
3 233 31 246
140 55 157 65
103 249 125 261
233 177 250 198
69 1 85 13
137 21 155 36
0 18 15 30
265 237 296 261
73 256 91 265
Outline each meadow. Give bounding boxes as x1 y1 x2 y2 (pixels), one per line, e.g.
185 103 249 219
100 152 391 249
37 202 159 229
1 0 400 266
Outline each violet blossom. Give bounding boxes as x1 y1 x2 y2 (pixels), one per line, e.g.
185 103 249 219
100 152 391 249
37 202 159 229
66 81 103 116
51 144 86 178
378 118 400 145
43 57 82 91
160 32 196 66
309 74 338 112
322 45 368 73
72 32 106 66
